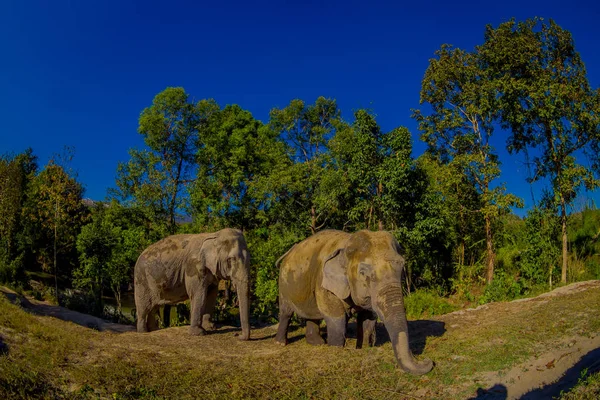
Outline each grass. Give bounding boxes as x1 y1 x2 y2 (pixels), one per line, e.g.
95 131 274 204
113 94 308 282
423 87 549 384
1 283 600 399
559 371 600 400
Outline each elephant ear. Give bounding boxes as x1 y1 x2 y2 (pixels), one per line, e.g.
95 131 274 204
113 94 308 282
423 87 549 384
322 249 351 300
200 236 219 276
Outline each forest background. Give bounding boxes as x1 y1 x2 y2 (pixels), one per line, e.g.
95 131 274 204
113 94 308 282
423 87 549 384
2 18 600 325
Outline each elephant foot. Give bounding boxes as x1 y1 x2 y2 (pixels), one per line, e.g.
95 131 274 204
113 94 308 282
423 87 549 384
274 337 287 346
202 315 216 331
202 321 216 331
306 334 325 346
189 326 207 336
305 319 324 346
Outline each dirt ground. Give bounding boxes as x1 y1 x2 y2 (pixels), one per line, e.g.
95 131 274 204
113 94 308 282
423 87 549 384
2 281 600 399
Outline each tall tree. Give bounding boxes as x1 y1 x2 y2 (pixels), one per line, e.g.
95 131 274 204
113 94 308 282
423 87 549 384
191 104 278 231
112 87 215 234
24 155 87 301
263 97 343 234
76 202 150 315
0 150 34 256
0 148 38 283
330 109 415 231
414 44 522 284
481 18 600 283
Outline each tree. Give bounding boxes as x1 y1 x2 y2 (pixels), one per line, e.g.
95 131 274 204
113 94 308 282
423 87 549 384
330 109 415 231
0 148 38 284
191 104 278 231
112 87 215 235
76 203 150 315
414 44 522 284
481 18 600 283
262 97 343 234
412 153 481 289
24 154 87 301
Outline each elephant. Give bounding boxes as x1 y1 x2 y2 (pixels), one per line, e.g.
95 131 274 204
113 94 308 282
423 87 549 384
275 229 433 375
134 228 250 340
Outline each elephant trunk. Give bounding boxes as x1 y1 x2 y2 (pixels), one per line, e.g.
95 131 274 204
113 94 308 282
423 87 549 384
376 284 433 375
234 264 250 341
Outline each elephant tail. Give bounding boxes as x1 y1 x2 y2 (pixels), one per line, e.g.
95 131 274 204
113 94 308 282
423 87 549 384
275 244 297 268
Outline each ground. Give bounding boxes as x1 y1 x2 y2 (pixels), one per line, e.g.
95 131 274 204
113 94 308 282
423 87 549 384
1 281 599 399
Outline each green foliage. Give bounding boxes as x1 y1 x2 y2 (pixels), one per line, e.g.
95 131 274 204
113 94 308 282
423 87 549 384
111 87 210 235
246 225 305 317
0 149 38 287
518 207 561 285
75 203 151 316
481 18 600 282
20 152 88 300
478 270 527 304
191 104 278 231
257 97 344 234
0 254 26 289
404 289 458 319
413 41 523 284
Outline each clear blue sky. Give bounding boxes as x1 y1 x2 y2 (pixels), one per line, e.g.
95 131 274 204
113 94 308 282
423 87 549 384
1 0 599 215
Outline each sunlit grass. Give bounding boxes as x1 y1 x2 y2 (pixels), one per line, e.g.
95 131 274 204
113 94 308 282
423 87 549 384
1 284 599 399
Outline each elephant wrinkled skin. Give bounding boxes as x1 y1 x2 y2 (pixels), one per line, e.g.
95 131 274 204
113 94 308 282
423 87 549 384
134 228 250 340
275 229 433 375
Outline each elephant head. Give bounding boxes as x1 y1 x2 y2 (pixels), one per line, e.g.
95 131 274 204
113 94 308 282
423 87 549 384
322 230 432 375
199 229 250 340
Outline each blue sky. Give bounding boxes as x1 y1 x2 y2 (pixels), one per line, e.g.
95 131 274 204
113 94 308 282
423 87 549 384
1 0 599 215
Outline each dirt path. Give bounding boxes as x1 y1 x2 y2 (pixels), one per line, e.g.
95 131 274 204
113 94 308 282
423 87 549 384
0 286 134 333
459 281 600 399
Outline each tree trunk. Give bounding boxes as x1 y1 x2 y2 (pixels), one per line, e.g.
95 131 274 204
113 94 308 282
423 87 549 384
485 214 494 284
54 199 59 305
378 182 384 231
310 207 316 235
560 195 568 283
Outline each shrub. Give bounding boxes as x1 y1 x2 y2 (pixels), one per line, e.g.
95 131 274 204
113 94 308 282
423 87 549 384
0 253 27 288
404 289 457 319
478 271 527 304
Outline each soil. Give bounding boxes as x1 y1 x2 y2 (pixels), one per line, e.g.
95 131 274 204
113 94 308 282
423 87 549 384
444 281 600 399
2 281 600 400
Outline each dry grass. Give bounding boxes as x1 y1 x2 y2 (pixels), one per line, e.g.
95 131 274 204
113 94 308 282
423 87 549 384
1 282 600 399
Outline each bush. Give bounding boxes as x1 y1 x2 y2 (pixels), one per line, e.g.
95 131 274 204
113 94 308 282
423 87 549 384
404 289 457 319
0 254 27 288
478 271 527 304
60 289 101 316
246 225 304 320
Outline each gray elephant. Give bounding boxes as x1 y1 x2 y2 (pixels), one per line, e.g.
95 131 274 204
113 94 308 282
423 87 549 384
275 229 433 375
134 228 250 340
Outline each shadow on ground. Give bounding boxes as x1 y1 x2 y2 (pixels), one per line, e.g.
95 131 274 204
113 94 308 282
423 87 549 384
0 335 8 356
521 346 600 399
341 318 446 353
471 347 600 400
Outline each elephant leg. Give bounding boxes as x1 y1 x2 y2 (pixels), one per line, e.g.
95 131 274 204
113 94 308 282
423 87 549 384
275 301 293 345
202 284 218 331
324 315 347 347
356 310 377 349
162 305 171 328
136 302 152 333
147 305 160 332
189 281 208 336
305 319 325 345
